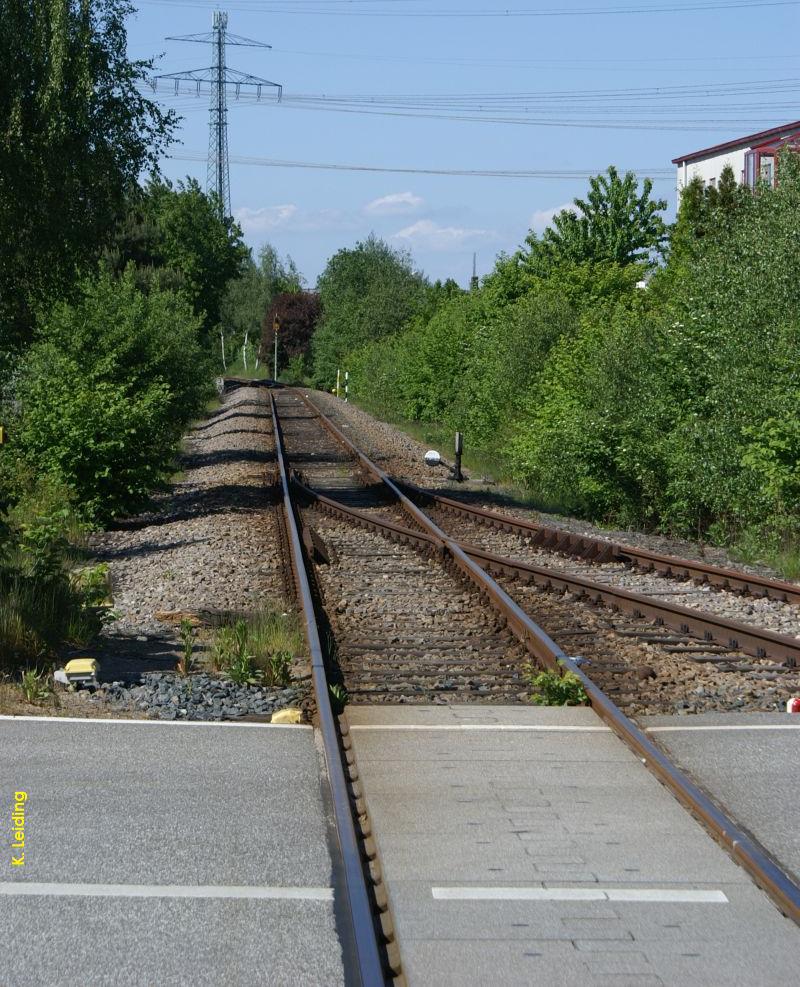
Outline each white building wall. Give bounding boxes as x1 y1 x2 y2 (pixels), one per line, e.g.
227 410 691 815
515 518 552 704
675 148 747 201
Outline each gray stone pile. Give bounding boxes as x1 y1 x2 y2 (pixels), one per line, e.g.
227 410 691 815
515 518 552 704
96 672 300 721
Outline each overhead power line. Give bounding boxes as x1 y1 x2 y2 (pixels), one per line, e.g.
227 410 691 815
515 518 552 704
139 0 800 17
139 74 800 132
264 47 798 70
155 11 281 217
168 150 675 179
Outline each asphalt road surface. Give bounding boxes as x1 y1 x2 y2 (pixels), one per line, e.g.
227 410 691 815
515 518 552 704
1 716 347 986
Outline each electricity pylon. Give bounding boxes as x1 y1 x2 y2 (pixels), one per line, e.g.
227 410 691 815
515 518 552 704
155 10 282 219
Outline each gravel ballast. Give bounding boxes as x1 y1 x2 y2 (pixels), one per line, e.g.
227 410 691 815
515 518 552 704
96 673 301 721
306 389 800 642
79 383 307 721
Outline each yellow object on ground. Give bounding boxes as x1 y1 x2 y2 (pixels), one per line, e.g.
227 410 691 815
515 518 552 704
64 658 99 677
271 707 302 724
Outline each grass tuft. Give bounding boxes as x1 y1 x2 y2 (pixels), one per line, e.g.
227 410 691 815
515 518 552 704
20 667 52 704
209 611 303 687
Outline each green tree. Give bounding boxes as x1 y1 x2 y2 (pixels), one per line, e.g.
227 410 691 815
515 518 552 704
669 165 747 266
221 244 302 366
13 269 212 521
145 179 248 341
528 166 667 271
105 179 249 353
669 176 710 263
0 0 176 347
311 235 430 388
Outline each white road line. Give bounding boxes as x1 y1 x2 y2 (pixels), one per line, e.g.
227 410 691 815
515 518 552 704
0 882 333 901
646 724 800 733
348 724 610 732
0 715 310 729
432 887 728 903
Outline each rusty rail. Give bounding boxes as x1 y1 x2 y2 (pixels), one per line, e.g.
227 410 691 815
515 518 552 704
269 393 387 985
398 481 800 606
286 389 800 925
293 476 800 669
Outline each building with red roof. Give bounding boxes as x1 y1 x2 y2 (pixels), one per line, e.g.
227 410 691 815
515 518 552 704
672 120 800 204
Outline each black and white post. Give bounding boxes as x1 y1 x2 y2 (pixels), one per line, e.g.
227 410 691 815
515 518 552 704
273 315 280 382
454 431 464 482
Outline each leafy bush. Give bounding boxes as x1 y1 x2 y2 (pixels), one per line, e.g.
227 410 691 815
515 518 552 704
0 470 104 671
527 666 588 706
71 564 112 607
13 269 213 522
312 235 430 388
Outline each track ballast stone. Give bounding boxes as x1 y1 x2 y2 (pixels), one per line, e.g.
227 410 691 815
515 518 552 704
307 389 800 635
96 673 301 721
78 383 309 719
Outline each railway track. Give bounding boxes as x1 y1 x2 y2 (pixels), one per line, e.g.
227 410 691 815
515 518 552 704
400 482 800 607
268 385 800 953
287 389 800 712
276 390 529 704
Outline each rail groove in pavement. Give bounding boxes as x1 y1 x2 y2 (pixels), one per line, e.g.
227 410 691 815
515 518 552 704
274 386 800 928
270 393 389 986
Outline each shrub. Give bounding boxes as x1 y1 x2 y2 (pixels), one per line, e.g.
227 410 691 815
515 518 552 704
0 470 103 672
13 269 213 522
527 666 588 706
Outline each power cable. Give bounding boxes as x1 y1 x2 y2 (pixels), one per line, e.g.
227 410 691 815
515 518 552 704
168 149 676 178
138 0 800 17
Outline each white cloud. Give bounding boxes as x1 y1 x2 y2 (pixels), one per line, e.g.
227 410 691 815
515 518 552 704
234 204 349 235
234 204 298 233
391 219 496 252
364 191 424 216
529 202 574 232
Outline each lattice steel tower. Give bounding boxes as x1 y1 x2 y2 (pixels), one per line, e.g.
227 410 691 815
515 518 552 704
209 11 231 216
157 10 282 219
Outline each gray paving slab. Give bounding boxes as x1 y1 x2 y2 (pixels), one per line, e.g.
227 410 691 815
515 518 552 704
0 717 346 985
348 704 800 987
642 711 800 884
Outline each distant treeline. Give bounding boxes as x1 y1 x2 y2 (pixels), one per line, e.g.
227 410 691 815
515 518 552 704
308 161 800 575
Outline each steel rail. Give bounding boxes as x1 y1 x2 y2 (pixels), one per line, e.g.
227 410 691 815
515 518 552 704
293 476 800 669
398 481 800 606
269 393 386 986
285 391 800 924
292 391 564 670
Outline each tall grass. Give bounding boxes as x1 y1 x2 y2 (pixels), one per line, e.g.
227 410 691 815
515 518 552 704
247 611 304 668
209 611 304 686
224 352 267 381
0 577 101 672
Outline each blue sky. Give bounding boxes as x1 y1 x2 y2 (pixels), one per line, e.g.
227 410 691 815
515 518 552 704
128 1 799 285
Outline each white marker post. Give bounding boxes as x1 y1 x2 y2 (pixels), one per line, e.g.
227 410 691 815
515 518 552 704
273 315 280 382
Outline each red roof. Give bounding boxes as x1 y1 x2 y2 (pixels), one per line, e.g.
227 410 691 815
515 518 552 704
672 120 800 165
